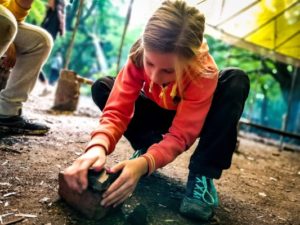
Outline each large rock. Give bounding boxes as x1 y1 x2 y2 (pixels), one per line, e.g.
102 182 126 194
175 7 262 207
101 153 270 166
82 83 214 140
58 169 120 220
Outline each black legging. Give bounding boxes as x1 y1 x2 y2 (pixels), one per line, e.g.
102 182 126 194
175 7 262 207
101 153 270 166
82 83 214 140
91 67 250 179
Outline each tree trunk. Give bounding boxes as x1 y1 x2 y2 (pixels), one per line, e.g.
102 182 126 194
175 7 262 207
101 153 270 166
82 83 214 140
90 34 108 73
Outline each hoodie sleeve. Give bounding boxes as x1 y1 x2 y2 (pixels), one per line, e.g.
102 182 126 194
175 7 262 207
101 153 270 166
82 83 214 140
86 59 144 154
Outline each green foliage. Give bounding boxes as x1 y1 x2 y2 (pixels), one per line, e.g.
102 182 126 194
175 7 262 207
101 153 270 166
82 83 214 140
25 0 297 134
206 35 288 128
26 0 47 25
40 0 141 80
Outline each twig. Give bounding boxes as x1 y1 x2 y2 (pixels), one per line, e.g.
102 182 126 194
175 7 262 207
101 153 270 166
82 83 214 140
3 217 25 225
3 192 17 198
0 213 14 224
14 214 37 218
0 147 21 154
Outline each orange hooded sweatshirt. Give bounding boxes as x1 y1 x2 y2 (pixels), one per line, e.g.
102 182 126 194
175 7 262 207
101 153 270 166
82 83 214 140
87 40 219 175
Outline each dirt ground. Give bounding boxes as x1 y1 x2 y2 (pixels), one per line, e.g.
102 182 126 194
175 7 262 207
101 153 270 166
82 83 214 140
0 83 299 225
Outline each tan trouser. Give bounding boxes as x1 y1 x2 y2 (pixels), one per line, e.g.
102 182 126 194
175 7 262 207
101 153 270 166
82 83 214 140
0 5 53 116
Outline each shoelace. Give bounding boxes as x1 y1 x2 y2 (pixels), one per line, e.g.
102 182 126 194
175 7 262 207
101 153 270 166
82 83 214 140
193 176 215 206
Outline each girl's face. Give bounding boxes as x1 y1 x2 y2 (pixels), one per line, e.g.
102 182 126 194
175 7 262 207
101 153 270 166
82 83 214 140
143 49 177 86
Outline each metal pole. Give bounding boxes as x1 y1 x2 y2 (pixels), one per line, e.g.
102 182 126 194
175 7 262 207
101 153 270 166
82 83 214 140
280 66 298 150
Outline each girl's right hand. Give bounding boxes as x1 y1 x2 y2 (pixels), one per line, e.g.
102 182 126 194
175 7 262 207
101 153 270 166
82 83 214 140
64 146 106 193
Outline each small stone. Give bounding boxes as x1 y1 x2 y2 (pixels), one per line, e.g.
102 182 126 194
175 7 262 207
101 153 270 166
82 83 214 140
258 192 267 197
39 197 50 204
223 207 231 213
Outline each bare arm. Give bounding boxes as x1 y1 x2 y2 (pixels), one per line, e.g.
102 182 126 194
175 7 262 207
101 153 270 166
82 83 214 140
16 0 34 9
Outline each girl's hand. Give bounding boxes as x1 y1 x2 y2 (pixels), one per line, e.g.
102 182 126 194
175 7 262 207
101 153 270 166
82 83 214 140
64 146 106 193
101 157 148 208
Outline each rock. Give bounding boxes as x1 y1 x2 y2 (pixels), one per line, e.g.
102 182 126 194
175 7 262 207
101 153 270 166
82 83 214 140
39 197 50 204
258 192 267 197
58 169 120 220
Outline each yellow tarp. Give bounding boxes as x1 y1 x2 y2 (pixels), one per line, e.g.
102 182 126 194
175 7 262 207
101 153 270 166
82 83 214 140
196 0 300 66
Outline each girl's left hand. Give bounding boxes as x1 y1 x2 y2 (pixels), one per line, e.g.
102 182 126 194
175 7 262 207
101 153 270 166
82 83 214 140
101 157 148 208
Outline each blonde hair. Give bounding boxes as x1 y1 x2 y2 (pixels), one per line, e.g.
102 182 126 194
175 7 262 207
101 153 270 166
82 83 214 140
130 0 206 97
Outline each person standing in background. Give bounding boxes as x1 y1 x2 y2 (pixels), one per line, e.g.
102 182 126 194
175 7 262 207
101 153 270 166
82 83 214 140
39 0 66 91
49 51 63 85
0 0 53 135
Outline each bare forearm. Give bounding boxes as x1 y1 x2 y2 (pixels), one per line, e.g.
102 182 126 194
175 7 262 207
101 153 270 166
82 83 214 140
16 0 34 9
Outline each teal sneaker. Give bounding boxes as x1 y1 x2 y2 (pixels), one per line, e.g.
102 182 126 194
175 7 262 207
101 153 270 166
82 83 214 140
179 173 219 221
130 148 147 160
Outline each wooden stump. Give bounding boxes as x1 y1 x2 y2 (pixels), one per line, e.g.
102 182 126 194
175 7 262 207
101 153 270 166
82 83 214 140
52 69 94 112
52 69 80 111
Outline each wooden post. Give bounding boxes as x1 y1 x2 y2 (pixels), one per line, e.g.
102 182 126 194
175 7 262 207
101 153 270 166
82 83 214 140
116 0 134 73
64 0 85 69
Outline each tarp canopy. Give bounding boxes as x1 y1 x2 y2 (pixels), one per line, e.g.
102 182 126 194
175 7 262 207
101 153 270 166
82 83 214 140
196 0 300 66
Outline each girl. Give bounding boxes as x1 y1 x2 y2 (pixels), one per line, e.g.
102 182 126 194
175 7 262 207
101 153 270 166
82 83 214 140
64 0 250 221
